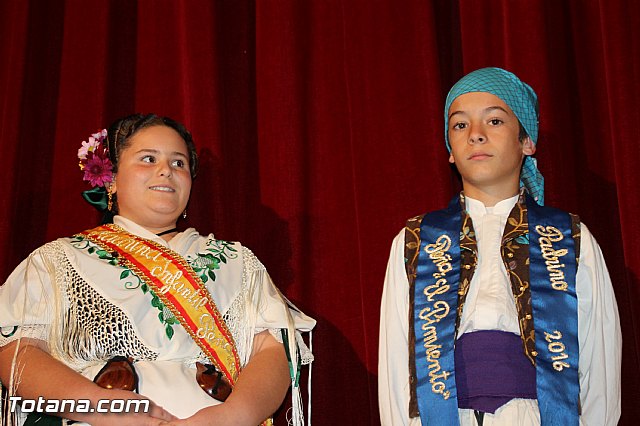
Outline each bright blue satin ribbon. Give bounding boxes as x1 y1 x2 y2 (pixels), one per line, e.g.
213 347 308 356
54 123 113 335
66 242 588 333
527 197 580 425
414 196 461 425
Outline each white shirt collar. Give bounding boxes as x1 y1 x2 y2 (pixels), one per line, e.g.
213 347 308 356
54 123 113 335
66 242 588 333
464 193 519 217
112 216 169 245
112 216 199 250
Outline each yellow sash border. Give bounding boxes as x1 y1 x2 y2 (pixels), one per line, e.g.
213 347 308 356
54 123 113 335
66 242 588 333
77 224 240 385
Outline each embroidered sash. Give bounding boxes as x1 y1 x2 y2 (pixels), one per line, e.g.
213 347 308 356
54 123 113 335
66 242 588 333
78 224 241 386
414 196 462 425
413 195 579 425
527 198 579 425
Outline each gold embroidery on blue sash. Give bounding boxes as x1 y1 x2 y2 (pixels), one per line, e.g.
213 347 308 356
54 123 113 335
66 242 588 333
419 234 453 399
544 330 571 371
535 225 569 292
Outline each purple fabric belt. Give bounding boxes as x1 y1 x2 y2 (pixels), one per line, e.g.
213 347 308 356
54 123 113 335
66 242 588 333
454 330 537 414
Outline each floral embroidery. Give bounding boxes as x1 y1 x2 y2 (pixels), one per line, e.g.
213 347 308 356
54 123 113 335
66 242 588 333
461 225 475 241
458 210 477 333
70 235 178 339
500 194 537 364
404 215 423 418
70 235 118 265
187 238 238 284
71 234 240 342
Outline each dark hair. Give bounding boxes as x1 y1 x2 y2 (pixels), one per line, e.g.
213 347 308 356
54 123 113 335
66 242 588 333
107 113 199 178
518 121 529 142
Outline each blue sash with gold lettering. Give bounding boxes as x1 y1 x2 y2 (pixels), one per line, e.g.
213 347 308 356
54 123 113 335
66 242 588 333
414 195 579 425
414 196 462 425
527 197 579 425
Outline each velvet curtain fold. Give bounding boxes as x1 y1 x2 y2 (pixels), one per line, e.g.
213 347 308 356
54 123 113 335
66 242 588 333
1 1 638 424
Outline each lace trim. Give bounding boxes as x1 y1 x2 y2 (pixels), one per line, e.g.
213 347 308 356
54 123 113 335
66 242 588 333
268 329 314 365
45 241 158 370
242 246 314 365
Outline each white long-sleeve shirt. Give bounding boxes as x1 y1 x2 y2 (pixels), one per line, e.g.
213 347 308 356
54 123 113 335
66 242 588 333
378 195 621 426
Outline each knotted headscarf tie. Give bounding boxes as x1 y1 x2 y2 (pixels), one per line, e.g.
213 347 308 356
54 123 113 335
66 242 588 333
444 67 544 205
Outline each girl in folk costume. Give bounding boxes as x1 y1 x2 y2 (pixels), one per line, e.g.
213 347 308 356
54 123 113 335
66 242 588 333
0 114 315 425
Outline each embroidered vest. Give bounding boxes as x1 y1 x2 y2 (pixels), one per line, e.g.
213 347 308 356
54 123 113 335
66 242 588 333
405 192 581 424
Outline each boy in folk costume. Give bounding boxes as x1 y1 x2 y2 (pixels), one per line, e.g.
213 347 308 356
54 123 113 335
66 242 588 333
378 68 621 426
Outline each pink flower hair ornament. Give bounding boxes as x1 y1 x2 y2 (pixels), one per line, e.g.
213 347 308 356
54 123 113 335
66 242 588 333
78 129 115 218
78 129 112 187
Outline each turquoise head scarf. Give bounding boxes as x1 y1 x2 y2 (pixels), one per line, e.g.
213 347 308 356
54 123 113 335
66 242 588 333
444 67 544 205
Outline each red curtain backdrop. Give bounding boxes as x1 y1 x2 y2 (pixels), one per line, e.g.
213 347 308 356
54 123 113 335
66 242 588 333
1 1 638 424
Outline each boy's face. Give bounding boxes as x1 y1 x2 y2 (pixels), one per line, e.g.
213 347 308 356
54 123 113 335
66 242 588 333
447 92 535 196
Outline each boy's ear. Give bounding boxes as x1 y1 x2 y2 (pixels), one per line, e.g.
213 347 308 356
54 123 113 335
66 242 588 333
449 153 455 164
522 137 536 156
